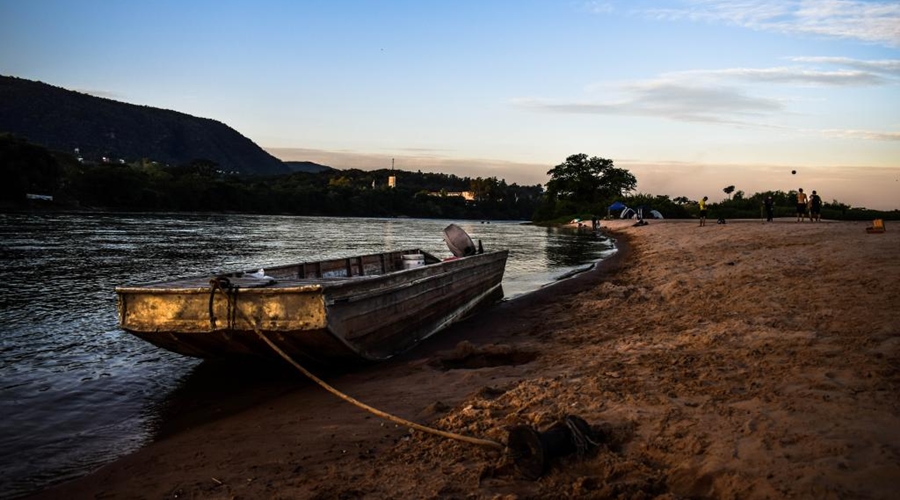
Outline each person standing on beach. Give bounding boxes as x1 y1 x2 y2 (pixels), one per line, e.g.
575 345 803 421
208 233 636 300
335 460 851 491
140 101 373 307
796 188 808 222
699 196 708 226
809 190 822 222
764 196 774 222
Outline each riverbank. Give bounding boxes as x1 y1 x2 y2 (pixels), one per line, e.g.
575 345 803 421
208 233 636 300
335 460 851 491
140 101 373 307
33 219 899 499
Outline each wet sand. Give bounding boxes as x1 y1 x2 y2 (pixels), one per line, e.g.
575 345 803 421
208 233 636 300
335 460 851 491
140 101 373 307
32 219 900 499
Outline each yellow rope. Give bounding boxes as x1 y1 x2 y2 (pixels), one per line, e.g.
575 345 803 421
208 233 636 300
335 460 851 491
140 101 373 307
209 284 504 451
248 321 504 451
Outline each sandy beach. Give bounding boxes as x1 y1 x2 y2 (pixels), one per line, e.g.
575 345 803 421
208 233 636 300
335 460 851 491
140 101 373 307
33 219 899 499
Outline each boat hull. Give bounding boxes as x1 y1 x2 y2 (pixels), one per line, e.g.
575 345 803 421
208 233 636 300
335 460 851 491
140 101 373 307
116 250 508 364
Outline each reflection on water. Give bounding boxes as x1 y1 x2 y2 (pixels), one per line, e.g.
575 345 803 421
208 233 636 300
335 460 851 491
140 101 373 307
0 213 614 498
545 226 614 267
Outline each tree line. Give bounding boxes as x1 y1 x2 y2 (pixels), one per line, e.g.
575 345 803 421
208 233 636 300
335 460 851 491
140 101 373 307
3 135 896 221
0 134 542 220
534 153 898 222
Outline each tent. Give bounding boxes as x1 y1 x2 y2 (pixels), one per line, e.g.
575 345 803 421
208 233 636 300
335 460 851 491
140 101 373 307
631 205 664 220
608 201 627 218
621 206 664 220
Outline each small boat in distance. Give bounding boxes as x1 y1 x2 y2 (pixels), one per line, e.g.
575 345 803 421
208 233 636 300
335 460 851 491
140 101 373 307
115 225 508 364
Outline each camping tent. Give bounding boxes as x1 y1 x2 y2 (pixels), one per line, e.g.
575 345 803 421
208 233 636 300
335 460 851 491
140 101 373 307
633 205 664 220
621 206 664 220
608 201 627 218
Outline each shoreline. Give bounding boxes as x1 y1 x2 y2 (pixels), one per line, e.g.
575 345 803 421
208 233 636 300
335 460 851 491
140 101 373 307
31 219 899 499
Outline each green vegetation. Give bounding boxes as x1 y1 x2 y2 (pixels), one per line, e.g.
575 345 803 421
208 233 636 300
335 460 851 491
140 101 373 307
530 152 898 222
534 154 637 221
0 134 541 219
0 133 65 204
2 136 897 222
605 187 897 222
688 190 897 221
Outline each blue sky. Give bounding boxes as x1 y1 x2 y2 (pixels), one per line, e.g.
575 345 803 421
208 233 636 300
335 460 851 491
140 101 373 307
2 0 899 209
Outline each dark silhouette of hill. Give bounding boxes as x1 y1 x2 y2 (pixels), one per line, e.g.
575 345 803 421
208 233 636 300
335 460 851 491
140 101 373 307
284 160 336 173
0 75 288 176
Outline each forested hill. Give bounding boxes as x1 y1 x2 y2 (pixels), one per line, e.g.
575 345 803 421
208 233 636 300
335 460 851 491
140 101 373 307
0 75 288 176
284 161 335 173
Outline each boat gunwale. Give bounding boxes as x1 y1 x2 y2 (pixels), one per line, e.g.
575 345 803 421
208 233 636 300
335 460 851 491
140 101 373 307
115 249 507 294
114 248 439 290
113 284 326 294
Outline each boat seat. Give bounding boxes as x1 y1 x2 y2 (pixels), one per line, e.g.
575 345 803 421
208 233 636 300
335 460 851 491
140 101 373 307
225 277 278 288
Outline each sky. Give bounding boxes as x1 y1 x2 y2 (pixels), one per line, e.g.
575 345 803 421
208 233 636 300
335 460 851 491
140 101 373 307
2 0 899 210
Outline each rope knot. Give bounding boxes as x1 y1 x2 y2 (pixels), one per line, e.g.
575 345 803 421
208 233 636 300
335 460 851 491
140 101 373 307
208 276 238 329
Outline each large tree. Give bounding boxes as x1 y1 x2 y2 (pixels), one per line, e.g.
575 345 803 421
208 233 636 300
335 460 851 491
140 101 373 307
545 153 636 204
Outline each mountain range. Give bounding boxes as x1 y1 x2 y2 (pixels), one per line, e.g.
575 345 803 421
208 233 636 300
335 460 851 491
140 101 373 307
0 75 300 176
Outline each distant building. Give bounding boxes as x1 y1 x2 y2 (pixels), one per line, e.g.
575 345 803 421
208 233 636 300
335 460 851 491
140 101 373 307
428 191 475 201
388 175 396 188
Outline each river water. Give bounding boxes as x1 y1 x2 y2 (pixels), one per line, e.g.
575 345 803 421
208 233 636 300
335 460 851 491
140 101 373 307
0 212 615 498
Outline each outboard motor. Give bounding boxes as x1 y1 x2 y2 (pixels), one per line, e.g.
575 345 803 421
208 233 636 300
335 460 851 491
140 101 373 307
442 224 477 257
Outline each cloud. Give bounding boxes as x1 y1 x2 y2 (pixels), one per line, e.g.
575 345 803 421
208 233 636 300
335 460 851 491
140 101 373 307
513 81 786 125
514 54 898 126
624 81 785 118
638 0 900 47
583 1 615 15
821 129 900 141
787 56 900 76
553 91 900 140
670 66 888 86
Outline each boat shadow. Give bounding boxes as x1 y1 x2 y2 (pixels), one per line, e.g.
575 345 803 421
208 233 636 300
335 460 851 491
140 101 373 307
149 357 371 440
